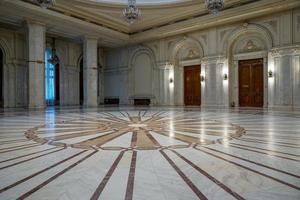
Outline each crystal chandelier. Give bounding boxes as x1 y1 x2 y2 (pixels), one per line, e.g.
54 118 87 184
48 38 60 65
35 0 55 9
205 0 224 15
123 0 141 24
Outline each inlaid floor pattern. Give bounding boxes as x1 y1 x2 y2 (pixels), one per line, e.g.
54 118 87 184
0 107 299 200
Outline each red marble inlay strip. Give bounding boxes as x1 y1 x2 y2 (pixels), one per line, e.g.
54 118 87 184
142 110 148 117
90 151 125 200
229 142 300 157
0 144 42 154
0 147 57 164
16 150 97 200
125 151 137 200
0 147 65 170
120 111 128 118
131 132 137 148
0 143 38 151
170 149 245 200
203 146 300 179
228 144 300 162
146 132 160 146
160 150 208 200
236 138 300 148
0 139 29 144
0 150 87 193
194 147 300 191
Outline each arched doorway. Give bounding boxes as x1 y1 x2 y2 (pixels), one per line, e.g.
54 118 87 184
223 24 273 108
0 49 3 107
171 38 204 106
79 58 84 105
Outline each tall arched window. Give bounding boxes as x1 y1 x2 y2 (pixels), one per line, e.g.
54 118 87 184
45 48 55 105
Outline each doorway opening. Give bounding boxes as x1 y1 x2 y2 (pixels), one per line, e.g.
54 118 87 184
238 58 264 107
184 65 201 106
79 59 84 105
45 49 60 106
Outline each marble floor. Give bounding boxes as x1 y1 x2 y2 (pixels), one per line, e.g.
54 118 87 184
0 106 299 200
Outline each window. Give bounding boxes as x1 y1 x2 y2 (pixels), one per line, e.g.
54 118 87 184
45 49 55 105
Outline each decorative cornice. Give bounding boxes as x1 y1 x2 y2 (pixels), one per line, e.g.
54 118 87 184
201 55 226 64
270 45 300 57
156 61 173 70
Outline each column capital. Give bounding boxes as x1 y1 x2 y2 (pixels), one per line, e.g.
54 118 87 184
83 35 99 41
25 19 46 27
156 61 173 70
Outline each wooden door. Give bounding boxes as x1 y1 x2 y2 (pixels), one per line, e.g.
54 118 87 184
239 59 264 107
184 65 201 106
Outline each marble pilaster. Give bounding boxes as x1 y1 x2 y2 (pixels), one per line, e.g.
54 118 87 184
27 21 46 108
201 55 227 107
269 45 300 109
83 36 98 107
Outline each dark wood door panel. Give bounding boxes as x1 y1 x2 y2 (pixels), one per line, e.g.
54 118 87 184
239 59 263 107
184 65 201 106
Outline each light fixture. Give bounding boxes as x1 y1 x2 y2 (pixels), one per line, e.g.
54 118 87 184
123 0 141 24
169 78 173 83
223 73 228 80
201 75 205 82
268 70 273 78
48 38 59 65
35 0 55 9
205 0 224 15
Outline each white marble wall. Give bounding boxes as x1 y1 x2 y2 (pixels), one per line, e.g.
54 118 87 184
52 39 82 106
0 9 300 109
104 8 300 109
0 28 28 108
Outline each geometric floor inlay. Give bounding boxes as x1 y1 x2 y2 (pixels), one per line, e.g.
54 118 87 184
1 108 299 200
25 111 245 150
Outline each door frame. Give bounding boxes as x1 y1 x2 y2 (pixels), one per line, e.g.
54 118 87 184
184 65 201 106
231 51 268 108
238 58 264 107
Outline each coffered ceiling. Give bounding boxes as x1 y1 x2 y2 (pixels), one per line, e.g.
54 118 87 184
0 0 299 47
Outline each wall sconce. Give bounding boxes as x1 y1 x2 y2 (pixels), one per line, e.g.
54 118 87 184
268 70 273 78
223 74 228 80
200 75 205 82
169 78 173 83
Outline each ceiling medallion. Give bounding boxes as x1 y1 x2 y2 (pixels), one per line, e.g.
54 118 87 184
123 0 141 24
205 0 224 15
35 0 55 9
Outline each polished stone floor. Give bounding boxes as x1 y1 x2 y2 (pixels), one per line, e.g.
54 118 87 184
0 106 299 200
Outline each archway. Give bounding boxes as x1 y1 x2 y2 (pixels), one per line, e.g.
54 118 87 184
128 46 156 105
171 37 204 105
224 24 273 107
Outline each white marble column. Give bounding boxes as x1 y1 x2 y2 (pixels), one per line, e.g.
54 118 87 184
27 21 46 108
201 56 227 107
83 36 98 107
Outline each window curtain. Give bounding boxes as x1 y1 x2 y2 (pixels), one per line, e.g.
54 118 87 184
45 49 55 105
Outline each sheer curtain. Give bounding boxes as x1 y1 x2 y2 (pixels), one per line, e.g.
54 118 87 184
45 49 55 105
